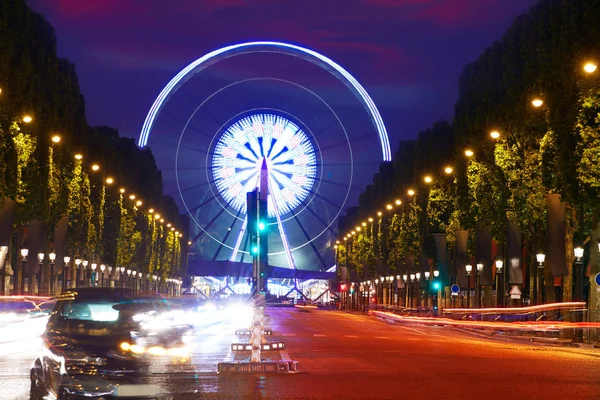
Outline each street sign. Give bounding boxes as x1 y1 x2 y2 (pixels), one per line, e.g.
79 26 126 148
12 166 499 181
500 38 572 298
595 272 600 287
509 285 521 299
451 284 460 296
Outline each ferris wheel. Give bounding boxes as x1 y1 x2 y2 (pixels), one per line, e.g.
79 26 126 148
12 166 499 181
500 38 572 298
138 41 391 271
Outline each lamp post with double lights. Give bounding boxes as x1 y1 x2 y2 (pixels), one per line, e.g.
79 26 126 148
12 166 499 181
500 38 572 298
465 264 472 308
37 253 44 295
495 260 504 307
573 247 584 343
0 246 7 294
20 248 28 295
476 263 483 308
536 253 546 305
48 252 56 295
62 256 70 292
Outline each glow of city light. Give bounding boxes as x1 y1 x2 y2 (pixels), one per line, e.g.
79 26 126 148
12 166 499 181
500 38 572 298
444 166 453 174
395 199 401 205
105 177 114 184
51 135 61 143
407 189 415 196
212 113 317 217
424 176 432 184
465 149 474 157
584 62 597 73
531 98 544 107
91 164 100 171
138 41 391 161
23 115 32 123
74 153 83 160
490 130 500 139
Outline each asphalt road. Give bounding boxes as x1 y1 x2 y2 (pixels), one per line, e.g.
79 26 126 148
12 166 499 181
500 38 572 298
2 307 600 399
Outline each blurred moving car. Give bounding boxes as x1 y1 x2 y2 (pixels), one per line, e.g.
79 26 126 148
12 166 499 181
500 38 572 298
0 296 54 344
30 288 194 399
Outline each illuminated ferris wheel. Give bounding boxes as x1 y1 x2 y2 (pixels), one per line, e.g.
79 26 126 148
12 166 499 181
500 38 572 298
138 41 391 270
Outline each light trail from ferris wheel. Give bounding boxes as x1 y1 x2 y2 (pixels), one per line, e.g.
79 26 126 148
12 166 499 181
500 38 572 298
211 113 318 218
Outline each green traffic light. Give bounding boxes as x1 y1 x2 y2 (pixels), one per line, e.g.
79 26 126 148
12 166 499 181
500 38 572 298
258 221 266 231
433 281 440 290
252 246 259 254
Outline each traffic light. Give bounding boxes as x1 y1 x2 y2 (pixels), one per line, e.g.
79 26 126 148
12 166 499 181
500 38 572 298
340 283 347 292
258 221 266 231
432 281 441 290
251 245 259 255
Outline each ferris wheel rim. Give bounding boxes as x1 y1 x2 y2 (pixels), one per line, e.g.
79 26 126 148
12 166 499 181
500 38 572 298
138 40 391 162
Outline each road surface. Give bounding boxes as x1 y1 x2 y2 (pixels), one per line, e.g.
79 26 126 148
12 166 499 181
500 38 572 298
2 307 599 399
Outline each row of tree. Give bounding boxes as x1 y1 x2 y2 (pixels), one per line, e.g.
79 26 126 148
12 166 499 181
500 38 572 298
339 0 600 308
0 0 186 288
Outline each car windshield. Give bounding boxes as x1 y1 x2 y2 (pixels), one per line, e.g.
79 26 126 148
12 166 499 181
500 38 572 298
58 299 120 322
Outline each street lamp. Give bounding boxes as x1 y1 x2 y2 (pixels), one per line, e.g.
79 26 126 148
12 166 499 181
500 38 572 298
476 263 483 308
91 263 97 286
584 62 597 73
48 252 56 296
415 273 421 308
465 264 473 308
424 271 431 308
100 264 106 287
37 253 44 295
536 253 546 305
490 130 500 139
82 260 88 286
75 258 81 287
495 260 504 307
62 256 70 291
573 247 584 343
107 266 113 288
531 98 544 108
0 246 7 294
19 248 28 295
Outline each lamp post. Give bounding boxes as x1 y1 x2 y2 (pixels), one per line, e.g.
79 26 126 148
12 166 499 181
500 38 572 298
536 253 546 305
465 264 472 308
424 271 430 309
48 252 56 296
100 264 106 287
0 246 7 295
20 248 28 295
153 275 158 293
573 247 584 343
37 253 44 295
433 269 440 313
476 263 483 308
82 260 88 286
496 260 504 307
91 263 97 287
127 269 132 289
415 272 421 308
75 258 81 288
138 272 143 295
63 256 70 292
120 266 125 287
409 274 415 308
107 266 113 288
402 275 408 307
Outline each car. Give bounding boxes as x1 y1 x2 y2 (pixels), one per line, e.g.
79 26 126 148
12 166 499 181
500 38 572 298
30 287 194 399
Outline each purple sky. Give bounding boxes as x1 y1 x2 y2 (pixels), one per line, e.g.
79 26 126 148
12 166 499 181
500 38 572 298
31 0 539 149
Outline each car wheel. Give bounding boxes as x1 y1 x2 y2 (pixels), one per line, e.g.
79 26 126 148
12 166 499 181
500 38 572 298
29 370 44 400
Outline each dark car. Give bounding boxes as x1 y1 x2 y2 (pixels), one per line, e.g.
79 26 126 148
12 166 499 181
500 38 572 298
30 288 194 399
